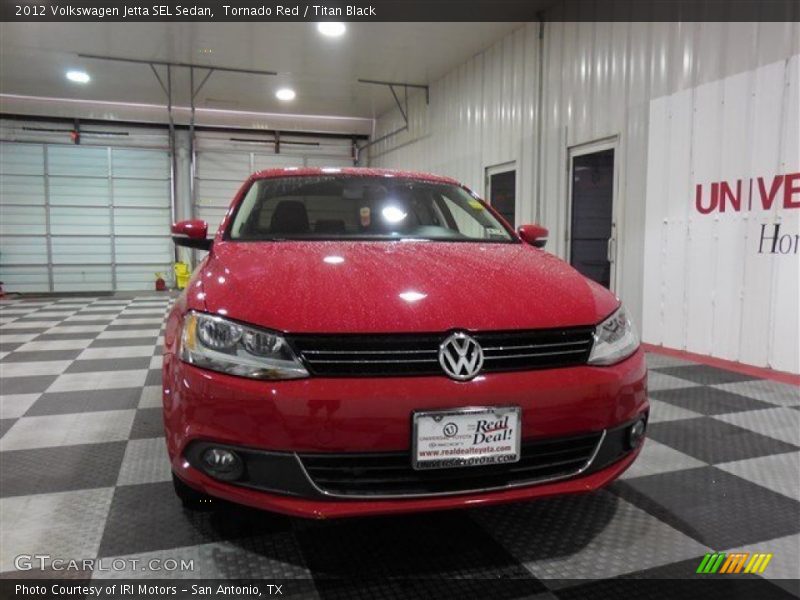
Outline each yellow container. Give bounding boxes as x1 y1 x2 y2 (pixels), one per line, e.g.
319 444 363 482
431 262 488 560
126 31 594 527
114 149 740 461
174 262 191 290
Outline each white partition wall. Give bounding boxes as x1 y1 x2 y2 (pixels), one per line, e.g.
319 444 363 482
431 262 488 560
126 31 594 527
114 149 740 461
643 57 800 374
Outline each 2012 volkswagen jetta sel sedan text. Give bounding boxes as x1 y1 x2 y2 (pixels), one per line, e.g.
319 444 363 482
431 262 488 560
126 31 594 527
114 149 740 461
164 168 648 518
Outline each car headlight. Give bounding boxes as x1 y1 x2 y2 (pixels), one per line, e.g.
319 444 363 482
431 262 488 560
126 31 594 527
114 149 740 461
180 311 308 380
588 305 639 365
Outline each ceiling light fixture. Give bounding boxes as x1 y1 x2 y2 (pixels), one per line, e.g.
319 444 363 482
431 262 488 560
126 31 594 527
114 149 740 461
275 88 296 101
66 70 91 84
317 22 346 37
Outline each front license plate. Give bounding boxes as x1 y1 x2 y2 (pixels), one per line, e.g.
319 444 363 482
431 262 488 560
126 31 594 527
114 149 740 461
412 406 521 470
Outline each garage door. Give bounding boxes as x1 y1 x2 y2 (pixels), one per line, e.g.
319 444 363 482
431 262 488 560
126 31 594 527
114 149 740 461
0 141 172 293
194 132 354 232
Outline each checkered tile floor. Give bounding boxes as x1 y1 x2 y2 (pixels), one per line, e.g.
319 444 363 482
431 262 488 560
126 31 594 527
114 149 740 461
1 294 799 598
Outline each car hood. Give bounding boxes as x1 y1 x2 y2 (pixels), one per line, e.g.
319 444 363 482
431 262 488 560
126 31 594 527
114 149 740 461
192 240 618 333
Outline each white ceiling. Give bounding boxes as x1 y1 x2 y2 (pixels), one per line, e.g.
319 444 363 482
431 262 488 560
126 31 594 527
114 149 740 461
0 22 520 120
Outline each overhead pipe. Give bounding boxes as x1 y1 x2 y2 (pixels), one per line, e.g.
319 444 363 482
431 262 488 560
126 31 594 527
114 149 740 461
535 14 546 225
355 78 429 164
79 53 278 263
355 124 409 164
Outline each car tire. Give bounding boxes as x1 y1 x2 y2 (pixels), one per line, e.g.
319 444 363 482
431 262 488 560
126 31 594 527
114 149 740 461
172 473 215 511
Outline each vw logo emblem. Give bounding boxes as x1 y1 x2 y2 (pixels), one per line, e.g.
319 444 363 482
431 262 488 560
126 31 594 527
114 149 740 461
439 332 484 381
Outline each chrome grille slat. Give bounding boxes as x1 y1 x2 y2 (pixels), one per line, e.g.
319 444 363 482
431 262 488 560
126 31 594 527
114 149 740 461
309 358 437 364
299 432 603 497
482 340 592 351
288 326 594 377
483 349 587 360
302 348 438 355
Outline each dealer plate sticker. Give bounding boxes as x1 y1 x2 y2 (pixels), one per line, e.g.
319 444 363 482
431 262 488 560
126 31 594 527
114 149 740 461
412 407 521 470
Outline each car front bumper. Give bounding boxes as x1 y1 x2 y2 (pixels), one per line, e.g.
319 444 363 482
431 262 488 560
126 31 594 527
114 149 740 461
162 348 648 518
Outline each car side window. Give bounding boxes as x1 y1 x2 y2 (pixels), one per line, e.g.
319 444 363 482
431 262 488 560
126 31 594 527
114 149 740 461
436 193 484 238
230 183 261 238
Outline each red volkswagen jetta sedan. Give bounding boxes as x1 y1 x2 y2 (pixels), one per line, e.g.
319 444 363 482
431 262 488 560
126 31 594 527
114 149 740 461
164 168 648 518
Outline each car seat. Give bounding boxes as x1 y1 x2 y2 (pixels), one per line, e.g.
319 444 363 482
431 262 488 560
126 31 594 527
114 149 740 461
270 200 310 234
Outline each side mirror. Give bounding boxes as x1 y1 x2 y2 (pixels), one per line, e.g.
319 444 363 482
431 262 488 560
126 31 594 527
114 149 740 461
171 220 213 251
517 224 549 248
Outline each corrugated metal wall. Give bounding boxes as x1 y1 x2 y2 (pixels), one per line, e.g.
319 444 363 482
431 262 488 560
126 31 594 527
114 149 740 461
0 120 359 291
193 130 355 230
367 21 800 372
0 120 173 292
367 25 541 226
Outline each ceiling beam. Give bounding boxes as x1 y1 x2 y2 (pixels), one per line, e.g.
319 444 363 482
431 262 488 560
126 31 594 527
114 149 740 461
357 78 430 105
77 53 277 76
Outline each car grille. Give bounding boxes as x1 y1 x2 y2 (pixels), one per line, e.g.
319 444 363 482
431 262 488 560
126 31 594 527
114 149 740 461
298 431 603 497
288 327 595 377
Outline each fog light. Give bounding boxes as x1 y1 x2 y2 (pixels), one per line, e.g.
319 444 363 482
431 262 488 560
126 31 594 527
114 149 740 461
628 418 646 449
201 447 243 480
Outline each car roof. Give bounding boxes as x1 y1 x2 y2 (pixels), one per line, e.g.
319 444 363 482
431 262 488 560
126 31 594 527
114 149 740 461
250 167 461 186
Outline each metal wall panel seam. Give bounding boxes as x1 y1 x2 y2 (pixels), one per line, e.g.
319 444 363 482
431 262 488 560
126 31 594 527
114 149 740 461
682 83 695 352
615 22 633 321
42 144 54 292
716 24 740 360
708 76 723 358
766 57 793 369
108 146 117 291
2 261 169 267
649 24 668 346
735 55 758 364
1 233 170 238
535 19 545 224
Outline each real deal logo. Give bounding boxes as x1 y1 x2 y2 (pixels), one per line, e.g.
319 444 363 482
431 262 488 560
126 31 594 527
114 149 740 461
472 416 513 445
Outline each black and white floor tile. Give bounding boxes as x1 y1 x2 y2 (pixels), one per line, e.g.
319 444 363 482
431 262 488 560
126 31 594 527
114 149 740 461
1 294 798 598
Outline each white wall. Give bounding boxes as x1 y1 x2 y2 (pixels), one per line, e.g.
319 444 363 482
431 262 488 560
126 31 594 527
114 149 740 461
644 57 799 374
367 21 800 373
366 25 541 219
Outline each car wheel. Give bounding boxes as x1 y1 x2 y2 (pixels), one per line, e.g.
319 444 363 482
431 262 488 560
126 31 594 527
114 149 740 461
172 473 215 511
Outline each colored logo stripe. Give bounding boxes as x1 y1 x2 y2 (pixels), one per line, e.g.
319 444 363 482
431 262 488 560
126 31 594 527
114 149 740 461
745 553 773 574
697 552 773 574
697 553 725 573
720 553 748 573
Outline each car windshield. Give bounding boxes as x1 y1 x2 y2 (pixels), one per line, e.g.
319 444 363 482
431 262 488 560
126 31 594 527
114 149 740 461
227 176 516 243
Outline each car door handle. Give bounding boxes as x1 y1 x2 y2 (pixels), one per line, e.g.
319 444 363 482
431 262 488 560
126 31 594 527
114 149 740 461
607 237 616 263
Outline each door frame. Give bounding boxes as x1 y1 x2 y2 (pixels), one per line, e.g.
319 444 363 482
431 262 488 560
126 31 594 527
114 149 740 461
484 160 517 228
566 136 621 292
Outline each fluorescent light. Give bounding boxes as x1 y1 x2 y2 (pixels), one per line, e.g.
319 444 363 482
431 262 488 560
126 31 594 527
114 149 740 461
317 22 346 37
275 88 296 101
323 256 345 264
66 70 90 84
